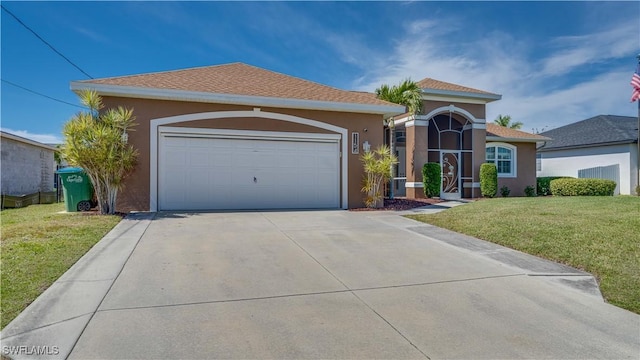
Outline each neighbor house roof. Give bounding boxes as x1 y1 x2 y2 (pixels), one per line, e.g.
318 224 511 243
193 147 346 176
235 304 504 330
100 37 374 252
71 63 405 115
417 78 501 102
486 123 550 143
0 131 57 151
537 115 638 152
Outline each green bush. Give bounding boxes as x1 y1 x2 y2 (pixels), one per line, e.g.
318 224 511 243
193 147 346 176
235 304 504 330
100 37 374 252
361 145 398 208
537 176 572 196
524 185 536 197
550 178 616 196
422 162 441 198
500 186 510 197
480 163 498 198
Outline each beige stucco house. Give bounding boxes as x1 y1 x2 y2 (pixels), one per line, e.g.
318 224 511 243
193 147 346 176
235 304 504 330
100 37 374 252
71 63 546 212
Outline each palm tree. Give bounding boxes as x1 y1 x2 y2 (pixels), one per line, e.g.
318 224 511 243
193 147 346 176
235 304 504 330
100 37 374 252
61 90 138 214
494 114 524 129
375 79 423 115
375 79 422 199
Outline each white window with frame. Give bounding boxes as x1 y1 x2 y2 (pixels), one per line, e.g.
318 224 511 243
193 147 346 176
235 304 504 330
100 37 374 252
486 143 517 177
536 153 542 171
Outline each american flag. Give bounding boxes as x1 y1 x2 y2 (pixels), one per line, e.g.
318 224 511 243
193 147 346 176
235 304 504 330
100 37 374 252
631 63 640 102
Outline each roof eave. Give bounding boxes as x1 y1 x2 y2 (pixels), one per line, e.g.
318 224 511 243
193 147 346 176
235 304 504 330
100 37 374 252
0 131 58 151
421 88 502 103
486 135 550 143
537 139 637 152
70 82 406 116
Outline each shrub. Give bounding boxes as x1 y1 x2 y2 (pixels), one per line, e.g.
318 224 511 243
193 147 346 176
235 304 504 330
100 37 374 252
524 185 536 197
500 186 510 197
361 145 398 208
62 90 138 214
550 178 616 196
480 163 498 198
635 185 640 196
422 163 441 198
536 176 572 196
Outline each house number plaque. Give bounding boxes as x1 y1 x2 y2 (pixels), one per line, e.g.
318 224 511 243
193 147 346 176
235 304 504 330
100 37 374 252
352 132 359 154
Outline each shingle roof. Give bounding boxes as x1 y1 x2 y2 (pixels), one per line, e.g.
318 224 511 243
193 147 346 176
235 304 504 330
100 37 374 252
537 115 638 151
486 123 550 142
77 62 394 107
417 78 499 97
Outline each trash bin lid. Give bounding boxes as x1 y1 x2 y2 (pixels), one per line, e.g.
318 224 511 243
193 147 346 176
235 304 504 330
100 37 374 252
56 167 84 174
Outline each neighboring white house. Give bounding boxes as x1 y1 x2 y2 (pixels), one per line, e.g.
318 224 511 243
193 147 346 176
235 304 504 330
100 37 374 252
537 115 639 195
1 131 57 195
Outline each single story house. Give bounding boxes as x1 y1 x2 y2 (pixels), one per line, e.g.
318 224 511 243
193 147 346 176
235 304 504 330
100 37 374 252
71 63 546 212
1 131 56 196
537 115 639 195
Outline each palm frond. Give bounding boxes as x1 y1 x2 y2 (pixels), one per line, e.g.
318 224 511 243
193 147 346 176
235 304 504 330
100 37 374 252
375 79 422 115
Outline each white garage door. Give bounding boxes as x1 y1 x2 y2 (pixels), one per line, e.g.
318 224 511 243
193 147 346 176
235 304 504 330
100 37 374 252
158 128 341 210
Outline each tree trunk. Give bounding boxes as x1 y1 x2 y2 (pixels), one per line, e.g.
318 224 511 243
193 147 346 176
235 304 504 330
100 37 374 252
106 186 117 215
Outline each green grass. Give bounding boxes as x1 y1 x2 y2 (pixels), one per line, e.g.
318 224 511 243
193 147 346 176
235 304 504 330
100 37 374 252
1 203 121 329
406 196 640 314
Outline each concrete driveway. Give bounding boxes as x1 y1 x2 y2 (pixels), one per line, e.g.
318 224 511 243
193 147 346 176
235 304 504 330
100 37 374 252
2 210 638 359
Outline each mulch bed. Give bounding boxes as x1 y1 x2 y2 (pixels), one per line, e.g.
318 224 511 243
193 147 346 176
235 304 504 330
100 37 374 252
79 209 128 218
81 200 446 215
350 197 444 211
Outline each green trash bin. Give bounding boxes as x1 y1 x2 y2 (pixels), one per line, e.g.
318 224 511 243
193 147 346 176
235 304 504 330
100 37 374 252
56 167 94 212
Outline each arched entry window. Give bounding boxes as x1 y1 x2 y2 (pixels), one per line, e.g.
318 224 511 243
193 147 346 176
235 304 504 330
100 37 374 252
486 142 517 177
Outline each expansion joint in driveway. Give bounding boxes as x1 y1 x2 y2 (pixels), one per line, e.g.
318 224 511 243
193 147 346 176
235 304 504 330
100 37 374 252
66 213 155 356
349 291 432 359
0 313 95 341
258 214 528 360
96 274 525 313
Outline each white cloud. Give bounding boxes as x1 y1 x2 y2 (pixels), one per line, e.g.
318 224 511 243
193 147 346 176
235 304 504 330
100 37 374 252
323 33 379 68
73 27 112 45
1 128 63 145
342 16 638 131
406 19 439 35
539 22 638 77
489 70 636 133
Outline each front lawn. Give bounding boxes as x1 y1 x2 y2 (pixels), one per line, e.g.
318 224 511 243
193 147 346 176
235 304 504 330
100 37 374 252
406 196 640 314
0 203 121 329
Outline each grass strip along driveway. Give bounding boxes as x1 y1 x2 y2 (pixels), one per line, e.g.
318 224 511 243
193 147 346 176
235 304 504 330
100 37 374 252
407 196 640 314
0 203 121 329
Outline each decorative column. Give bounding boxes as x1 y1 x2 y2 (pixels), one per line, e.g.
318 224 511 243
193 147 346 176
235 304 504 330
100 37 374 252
471 124 486 198
405 117 429 198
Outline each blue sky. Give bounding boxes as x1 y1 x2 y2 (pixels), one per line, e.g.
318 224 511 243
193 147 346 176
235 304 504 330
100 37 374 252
1 1 639 143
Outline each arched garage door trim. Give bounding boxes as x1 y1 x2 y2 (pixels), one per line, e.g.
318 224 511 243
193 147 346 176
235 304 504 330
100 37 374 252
150 110 348 211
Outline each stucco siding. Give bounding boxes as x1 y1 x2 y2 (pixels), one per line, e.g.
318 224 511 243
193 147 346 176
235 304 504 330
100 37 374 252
420 100 486 120
100 96 385 212
537 143 637 195
1 138 55 195
495 142 537 196
472 129 487 198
